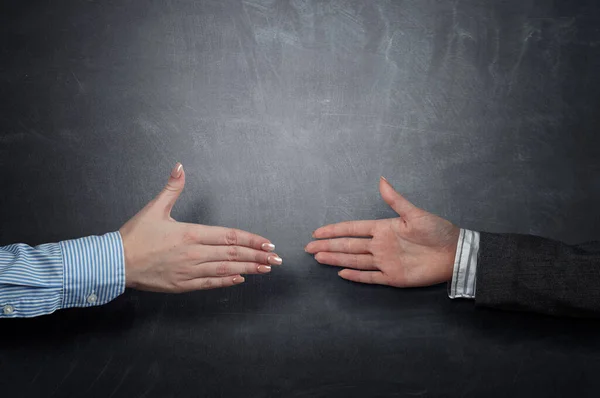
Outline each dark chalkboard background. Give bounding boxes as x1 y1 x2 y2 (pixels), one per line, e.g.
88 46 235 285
1 1 600 397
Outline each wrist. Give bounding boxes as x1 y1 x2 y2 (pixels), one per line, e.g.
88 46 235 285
443 225 461 281
119 227 138 289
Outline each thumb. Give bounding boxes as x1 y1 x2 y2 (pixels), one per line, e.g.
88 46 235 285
379 176 418 218
152 163 185 217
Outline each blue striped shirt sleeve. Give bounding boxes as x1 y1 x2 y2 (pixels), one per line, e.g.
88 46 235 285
0 231 125 318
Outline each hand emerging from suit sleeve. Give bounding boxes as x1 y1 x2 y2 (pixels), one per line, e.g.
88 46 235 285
305 177 460 288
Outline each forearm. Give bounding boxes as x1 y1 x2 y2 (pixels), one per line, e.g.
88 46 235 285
476 233 600 317
0 232 125 318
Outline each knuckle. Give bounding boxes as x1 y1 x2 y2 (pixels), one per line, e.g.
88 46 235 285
350 223 357 236
225 229 238 245
216 261 230 276
172 280 187 293
176 265 192 278
182 228 196 244
226 246 238 260
201 279 213 290
164 183 180 193
345 239 353 252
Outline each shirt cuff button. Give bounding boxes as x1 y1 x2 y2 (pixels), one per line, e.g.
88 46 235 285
87 293 98 304
3 305 14 315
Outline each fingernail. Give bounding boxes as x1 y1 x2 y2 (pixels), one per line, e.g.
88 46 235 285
261 243 275 252
381 176 388 182
311 232 316 238
171 163 183 179
233 276 245 284
268 255 283 265
258 265 272 273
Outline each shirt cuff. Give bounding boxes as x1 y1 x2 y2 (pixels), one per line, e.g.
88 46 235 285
448 229 479 299
60 231 126 309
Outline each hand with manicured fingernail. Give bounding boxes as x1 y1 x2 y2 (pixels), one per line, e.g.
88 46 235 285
305 177 459 288
119 163 282 293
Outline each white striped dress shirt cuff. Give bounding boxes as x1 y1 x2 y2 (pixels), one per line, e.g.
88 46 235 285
60 232 126 309
448 229 480 299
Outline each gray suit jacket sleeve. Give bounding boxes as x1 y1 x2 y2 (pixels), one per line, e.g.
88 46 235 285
476 232 600 317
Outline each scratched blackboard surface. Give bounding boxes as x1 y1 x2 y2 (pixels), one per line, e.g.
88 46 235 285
1 0 600 397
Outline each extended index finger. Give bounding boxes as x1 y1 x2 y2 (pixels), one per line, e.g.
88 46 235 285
185 224 275 252
312 220 376 239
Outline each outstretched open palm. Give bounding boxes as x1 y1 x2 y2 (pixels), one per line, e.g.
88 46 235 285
305 177 460 287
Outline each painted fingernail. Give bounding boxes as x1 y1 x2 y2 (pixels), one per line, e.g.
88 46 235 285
171 163 183 179
258 265 272 273
268 255 283 265
261 243 275 252
233 276 245 284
